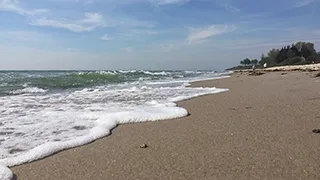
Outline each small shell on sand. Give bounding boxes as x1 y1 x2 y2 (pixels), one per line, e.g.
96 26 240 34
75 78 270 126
140 144 148 148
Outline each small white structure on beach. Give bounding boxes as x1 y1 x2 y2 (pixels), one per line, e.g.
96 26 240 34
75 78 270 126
263 63 267 68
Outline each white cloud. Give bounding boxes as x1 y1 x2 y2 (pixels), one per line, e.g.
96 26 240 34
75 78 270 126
223 4 240 12
152 0 190 5
123 47 134 52
78 0 94 4
117 18 156 28
49 0 93 3
66 48 80 52
161 44 175 52
130 29 158 35
30 12 105 32
293 0 315 8
1 0 156 33
0 0 48 15
101 34 112 40
187 24 236 44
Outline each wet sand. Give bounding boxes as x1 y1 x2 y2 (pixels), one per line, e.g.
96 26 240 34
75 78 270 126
12 71 320 180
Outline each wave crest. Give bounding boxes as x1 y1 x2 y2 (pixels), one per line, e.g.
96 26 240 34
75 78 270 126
10 87 47 95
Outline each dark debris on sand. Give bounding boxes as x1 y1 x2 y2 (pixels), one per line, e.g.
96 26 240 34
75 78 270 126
314 72 320 78
312 129 320 134
248 71 264 76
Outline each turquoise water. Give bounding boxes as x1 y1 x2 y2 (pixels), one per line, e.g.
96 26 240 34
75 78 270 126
0 70 224 95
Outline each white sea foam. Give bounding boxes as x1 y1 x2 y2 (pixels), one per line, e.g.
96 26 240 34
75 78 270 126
77 71 118 75
118 70 137 73
0 165 12 180
9 87 47 95
143 71 170 76
0 71 230 179
184 70 203 74
168 87 227 102
96 71 118 75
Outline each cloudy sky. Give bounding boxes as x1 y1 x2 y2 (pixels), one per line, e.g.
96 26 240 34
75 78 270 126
0 0 319 70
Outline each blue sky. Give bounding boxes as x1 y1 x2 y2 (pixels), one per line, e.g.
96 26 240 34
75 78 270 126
0 0 319 70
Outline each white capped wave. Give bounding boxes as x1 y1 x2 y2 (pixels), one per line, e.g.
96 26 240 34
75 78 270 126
142 71 170 76
10 87 47 95
184 70 202 74
118 70 137 73
0 83 8 87
77 71 118 75
96 71 118 75
138 77 151 81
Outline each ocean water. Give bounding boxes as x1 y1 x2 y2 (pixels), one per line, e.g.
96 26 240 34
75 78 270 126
0 70 230 179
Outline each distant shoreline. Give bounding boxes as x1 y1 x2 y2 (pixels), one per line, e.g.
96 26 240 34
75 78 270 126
230 63 320 72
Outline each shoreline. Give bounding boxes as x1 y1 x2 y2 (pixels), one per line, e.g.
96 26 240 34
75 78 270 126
11 71 320 180
232 63 320 73
0 74 230 180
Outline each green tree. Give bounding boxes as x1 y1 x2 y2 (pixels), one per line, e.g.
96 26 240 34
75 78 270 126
295 42 303 51
251 59 258 65
301 42 316 59
231 41 319 70
290 44 300 57
243 58 251 66
267 48 279 63
259 53 268 65
276 47 288 63
286 49 295 59
289 57 303 64
306 51 318 62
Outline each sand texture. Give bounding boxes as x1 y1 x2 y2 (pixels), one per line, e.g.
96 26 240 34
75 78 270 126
12 71 320 180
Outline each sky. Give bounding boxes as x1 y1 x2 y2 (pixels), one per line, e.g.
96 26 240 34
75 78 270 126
0 0 320 70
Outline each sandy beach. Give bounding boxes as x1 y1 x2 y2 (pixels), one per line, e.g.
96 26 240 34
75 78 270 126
11 71 320 180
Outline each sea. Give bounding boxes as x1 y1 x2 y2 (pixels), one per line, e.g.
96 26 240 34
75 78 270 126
0 70 230 179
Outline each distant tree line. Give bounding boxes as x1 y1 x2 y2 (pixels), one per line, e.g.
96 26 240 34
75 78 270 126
228 41 320 70
240 58 258 66
259 42 319 66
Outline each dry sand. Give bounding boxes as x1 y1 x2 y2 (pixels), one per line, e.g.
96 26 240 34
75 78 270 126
234 63 320 73
12 71 320 180
265 63 320 71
